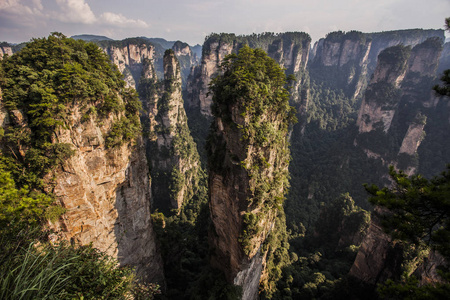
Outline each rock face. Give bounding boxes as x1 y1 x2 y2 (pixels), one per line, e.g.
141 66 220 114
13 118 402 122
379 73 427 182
172 41 200 88
142 49 204 212
349 209 404 285
350 208 448 287
310 31 372 99
100 39 155 88
186 32 311 117
0 92 164 284
100 38 199 91
207 46 292 299
366 29 445 74
310 29 445 100
0 45 13 59
356 45 410 134
50 109 164 283
355 38 443 174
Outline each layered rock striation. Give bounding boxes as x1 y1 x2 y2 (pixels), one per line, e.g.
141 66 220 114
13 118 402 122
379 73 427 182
310 29 444 100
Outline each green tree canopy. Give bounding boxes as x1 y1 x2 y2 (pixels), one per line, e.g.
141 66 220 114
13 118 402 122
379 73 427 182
365 166 450 258
433 18 450 97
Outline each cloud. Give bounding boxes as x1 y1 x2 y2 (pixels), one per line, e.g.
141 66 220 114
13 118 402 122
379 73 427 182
54 0 96 24
0 0 45 29
100 12 149 28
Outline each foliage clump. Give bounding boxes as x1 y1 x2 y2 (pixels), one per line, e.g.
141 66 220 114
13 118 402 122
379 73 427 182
364 165 450 297
0 33 152 299
207 45 296 290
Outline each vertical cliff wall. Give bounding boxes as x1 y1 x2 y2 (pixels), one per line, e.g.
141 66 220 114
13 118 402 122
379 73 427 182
309 29 444 100
310 31 372 99
350 38 448 287
140 50 205 213
0 45 13 59
99 38 199 91
99 38 156 89
186 32 311 117
207 46 294 299
0 35 165 285
366 29 445 74
50 108 164 284
355 38 443 175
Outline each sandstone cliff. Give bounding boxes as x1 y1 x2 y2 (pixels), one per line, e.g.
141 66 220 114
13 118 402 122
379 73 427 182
186 32 311 117
366 29 445 74
355 38 443 174
52 109 164 284
140 49 205 213
172 40 200 88
0 45 13 59
310 29 444 100
350 208 447 288
0 91 165 285
0 37 165 285
207 46 293 299
99 38 156 89
310 31 372 99
99 38 199 90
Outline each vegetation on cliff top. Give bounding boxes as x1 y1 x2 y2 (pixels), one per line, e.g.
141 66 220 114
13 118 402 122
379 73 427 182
207 45 296 297
0 33 151 299
202 32 311 57
208 45 296 212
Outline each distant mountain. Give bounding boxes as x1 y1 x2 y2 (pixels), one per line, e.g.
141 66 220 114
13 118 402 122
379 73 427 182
191 44 202 59
71 34 113 41
141 37 176 50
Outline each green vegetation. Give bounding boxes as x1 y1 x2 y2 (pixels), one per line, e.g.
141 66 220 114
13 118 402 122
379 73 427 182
0 33 141 189
265 194 370 299
364 166 450 298
207 45 296 294
203 32 310 56
208 44 296 206
0 34 153 299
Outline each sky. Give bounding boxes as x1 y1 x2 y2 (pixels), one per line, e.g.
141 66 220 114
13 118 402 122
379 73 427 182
1 0 449 46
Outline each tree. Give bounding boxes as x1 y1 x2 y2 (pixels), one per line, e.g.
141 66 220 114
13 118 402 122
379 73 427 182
364 166 450 298
433 17 450 97
365 166 450 258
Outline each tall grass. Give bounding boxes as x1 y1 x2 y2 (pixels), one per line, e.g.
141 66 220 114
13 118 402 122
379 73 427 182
0 242 74 299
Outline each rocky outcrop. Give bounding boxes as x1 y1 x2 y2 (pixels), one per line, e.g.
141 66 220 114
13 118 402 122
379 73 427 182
186 32 311 117
100 39 155 88
356 45 410 134
310 31 372 99
99 38 199 91
310 29 444 99
350 208 447 287
349 209 404 285
437 42 450 74
398 122 425 155
367 29 445 74
51 113 164 283
172 41 200 88
207 46 293 298
0 45 13 59
0 90 164 284
143 50 204 213
355 38 443 174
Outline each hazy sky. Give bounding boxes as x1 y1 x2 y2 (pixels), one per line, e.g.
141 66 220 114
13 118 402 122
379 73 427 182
1 0 449 45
